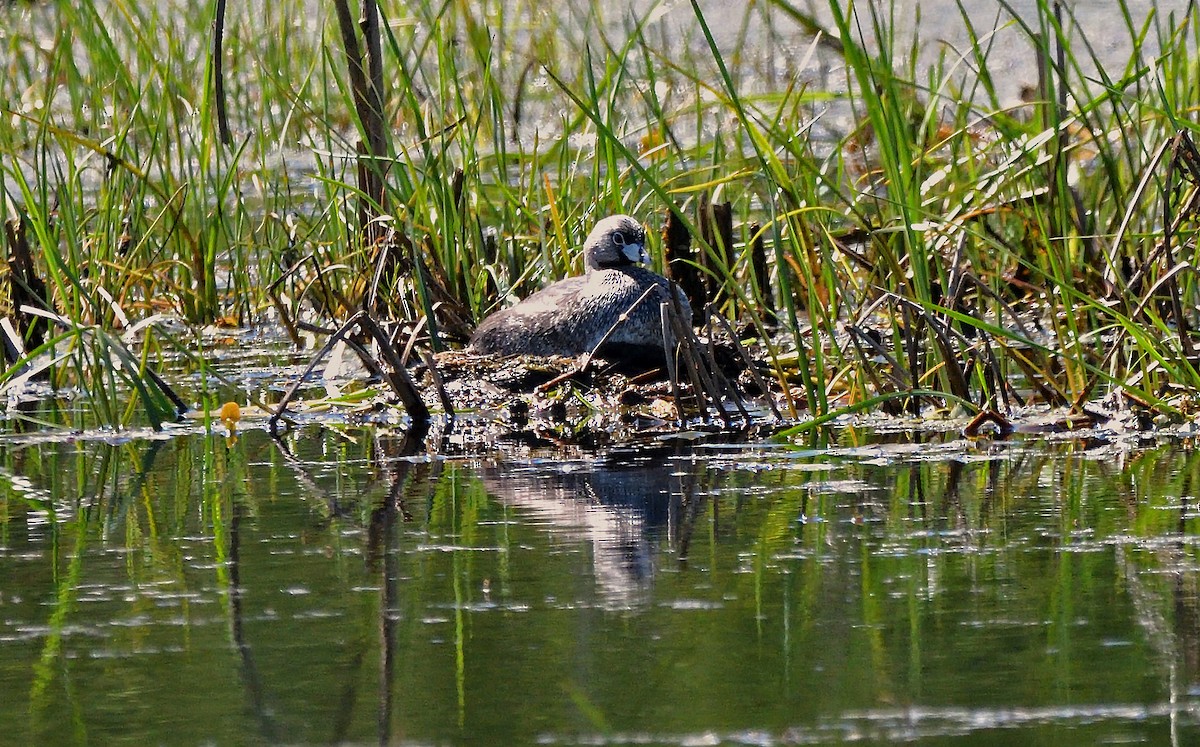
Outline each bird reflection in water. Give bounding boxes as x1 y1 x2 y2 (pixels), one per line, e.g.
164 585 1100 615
478 446 693 608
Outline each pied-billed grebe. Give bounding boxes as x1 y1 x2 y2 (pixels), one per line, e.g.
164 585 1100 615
468 214 691 358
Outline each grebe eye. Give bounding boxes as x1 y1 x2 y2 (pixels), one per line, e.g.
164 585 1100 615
612 232 626 246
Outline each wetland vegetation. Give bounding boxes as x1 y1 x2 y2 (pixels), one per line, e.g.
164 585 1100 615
3 0 1200 743
0 0 1198 433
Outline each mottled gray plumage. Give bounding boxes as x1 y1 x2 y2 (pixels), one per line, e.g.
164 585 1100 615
469 214 690 358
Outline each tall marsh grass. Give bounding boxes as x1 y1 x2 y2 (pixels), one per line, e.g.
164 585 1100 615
0 0 1197 431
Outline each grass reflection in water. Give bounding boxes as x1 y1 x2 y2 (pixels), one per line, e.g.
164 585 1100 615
0 428 1198 745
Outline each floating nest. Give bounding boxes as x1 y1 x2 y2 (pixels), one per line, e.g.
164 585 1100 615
417 336 781 448
266 306 786 448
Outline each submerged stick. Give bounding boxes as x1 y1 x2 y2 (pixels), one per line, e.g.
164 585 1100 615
269 310 430 433
418 349 454 420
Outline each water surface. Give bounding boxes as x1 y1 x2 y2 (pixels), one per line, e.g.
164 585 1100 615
2 427 1199 744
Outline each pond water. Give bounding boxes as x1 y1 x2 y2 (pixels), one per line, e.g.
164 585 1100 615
2 425 1199 745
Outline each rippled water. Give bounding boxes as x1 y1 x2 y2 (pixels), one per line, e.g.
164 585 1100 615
2 427 1199 744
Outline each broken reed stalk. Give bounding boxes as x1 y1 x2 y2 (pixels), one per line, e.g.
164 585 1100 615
269 310 431 434
699 196 734 308
886 293 973 404
537 286 667 392
662 285 740 426
364 224 410 315
332 0 390 244
695 310 747 420
663 207 705 319
977 331 1014 412
210 0 232 146
747 222 774 321
417 348 454 418
706 310 782 420
1081 130 1200 406
3 216 50 362
1162 131 1199 363
660 302 685 414
325 2 450 394
580 284 660 371
699 307 750 422
669 302 728 426
849 325 910 398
